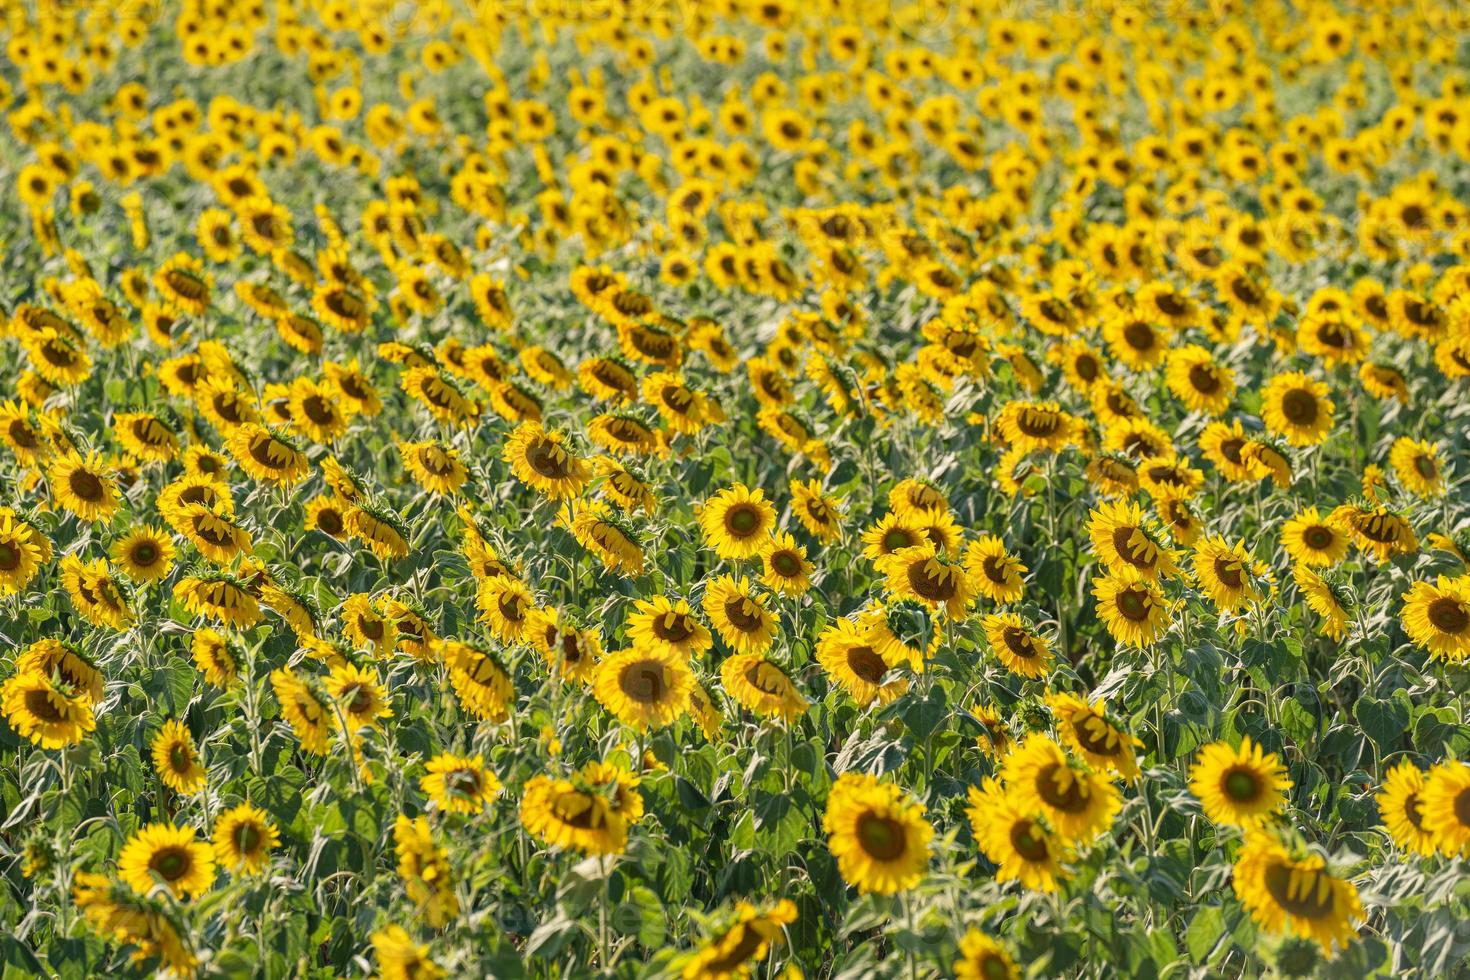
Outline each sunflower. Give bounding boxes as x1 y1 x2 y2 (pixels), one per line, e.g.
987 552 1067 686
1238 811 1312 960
1164 344 1235 414
158 472 234 519
993 400 1079 453
1231 829 1362 954
980 612 1053 678
758 531 816 597
1191 535 1269 614
1388 437 1446 498
1420 761 1470 856
1281 507 1350 568
0 512 45 595
14 639 103 704
816 617 907 706
393 815 459 927
1087 499 1179 580
443 640 514 722
1189 737 1292 828
1002 735 1122 842
1335 504 1417 564
625 595 712 659
344 503 412 561
588 412 659 456
680 899 796 980
372 925 445 980
1199 419 1258 482
420 752 503 815
1092 569 1170 647
698 483 775 560
269 667 335 755
190 628 240 688
1400 576 1470 662
642 370 711 435
594 456 657 513
212 803 280 874
504 421 591 499
396 439 468 495
110 524 176 584
475 575 534 644
1046 692 1141 781
227 424 309 487
720 652 807 721
1375 762 1435 857
954 929 1020 980
153 253 212 315
790 478 844 542
968 782 1070 893
118 823 216 899
151 719 206 794
48 449 120 522
594 646 694 730
325 661 393 734
823 773 933 895
703 574 778 654
72 871 196 974
964 535 1027 604
60 556 132 629
860 512 928 563
1293 566 1352 641
520 773 627 856
113 411 180 462
175 573 262 629
173 504 252 565
1261 371 1334 446
1 671 96 748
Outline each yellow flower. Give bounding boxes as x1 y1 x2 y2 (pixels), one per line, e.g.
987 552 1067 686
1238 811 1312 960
420 753 502 816
1189 737 1292 829
1231 829 1362 954
212 803 280 874
118 823 216 900
593 646 694 731
823 773 932 895
151 719 206 794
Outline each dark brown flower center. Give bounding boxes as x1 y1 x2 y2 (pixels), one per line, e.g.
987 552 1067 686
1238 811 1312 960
1428 598 1469 635
1280 389 1319 425
856 812 906 860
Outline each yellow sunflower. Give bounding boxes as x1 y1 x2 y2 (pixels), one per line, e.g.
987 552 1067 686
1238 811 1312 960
1231 829 1362 954
1400 576 1470 662
1189 737 1292 829
593 646 694 731
151 719 206 794
698 483 776 560
1375 761 1435 856
823 773 933 895
720 652 807 721
703 574 778 655
212 803 280 874
118 823 216 899
420 753 503 816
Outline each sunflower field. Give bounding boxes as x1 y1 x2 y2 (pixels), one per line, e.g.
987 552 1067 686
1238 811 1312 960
5 0 1470 977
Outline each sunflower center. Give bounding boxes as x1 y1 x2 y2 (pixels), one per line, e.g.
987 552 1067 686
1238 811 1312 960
67 469 105 501
652 612 693 643
1016 408 1060 437
725 504 761 537
497 593 525 623
1009 820 1049 861
1187 363 1220 394
883 528 915 552
1413 455 1438 479
907 561 957 601
0 541 20 571
1213 556 1244 590
23 688 66 722
1115 587 1150 621
360 618 384 641
131 542 158 566
1002 626 1038 659
302 395 336 425
1263 865 1335 919
236 824 261 852
448 770 481 797
526 440 572 479
1223 768 1261 802
702 924 765 974
1454 787 1470 829
621 663 666 704
316 508 344 535
1073 716 1120 755
1037 763 1089 813
724 596 764 633
846 645 888 684
1122 321 1155 351
1404 792 1424 829
1280 389 1318 425
982 555 1010 584
170 745 191 771
1111 526 1155 568
856 812 906 861
978 953 1011 980
1302 526 1333 550
1428 598 1469 635
150 847 191 881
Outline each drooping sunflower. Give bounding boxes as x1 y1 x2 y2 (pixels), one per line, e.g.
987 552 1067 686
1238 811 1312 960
344 502 411 561
593 646 694 731
269 667 334 755
823 773 933 895
1261 371 1334 446
680 899 797 980
1400 576 1470 662
420 752 503 816
1189 737 1292 829
175 573 262 629
1046 692 1141 781
1092 569 1171 647
325 661 393 734
876 541 971 618
964 535 1027 604
212 803 279 875
789 477 844 542
190 628 239 688
1420 761 1470 856
48 449 120 522
980 612 1054 678
173 504 252 565
340 593 398 656
60 555 133 630
397 439 468 495
393 815 459 927
703 574 778 655
625 595 712 659
1002 735 1122 842
151 719 206 794
720 652 808 721
504 421 591 499
443 640 514 723
1 670 96 748
118 823 216 900
1375 761 1435 857
227 423 309 487
113 411 181 463
565 500 645 576
1293 565 1352 641
1231 829 1362 954
14 639 103 704
698 483 775 560
520 772 627 856
1087 499 1179 581
1335 504 1417 564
